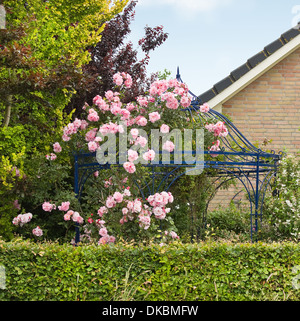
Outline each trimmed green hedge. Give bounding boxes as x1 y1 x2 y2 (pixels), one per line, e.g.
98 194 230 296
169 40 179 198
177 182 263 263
0 239 300 301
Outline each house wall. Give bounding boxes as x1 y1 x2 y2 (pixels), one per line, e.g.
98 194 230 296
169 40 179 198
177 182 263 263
209 47 300 210
223 47 300 154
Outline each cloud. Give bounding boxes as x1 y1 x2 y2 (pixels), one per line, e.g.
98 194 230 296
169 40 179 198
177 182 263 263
137 0 233 15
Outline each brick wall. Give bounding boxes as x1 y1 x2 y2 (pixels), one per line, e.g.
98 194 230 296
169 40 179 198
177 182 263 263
223 47 300 153
209 47 300 210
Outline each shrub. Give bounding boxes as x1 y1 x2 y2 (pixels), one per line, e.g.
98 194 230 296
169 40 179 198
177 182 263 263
263 155 300 241
206 202 250 240
0 239 299 301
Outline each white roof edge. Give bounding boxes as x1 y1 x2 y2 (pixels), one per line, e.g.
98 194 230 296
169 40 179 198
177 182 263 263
208 33 300 108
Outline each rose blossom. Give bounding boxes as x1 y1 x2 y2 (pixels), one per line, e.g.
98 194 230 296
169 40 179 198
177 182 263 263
130 128 139 139
113 192 123 203
128 149 139 162
162 141 175 152
42 202 55 212
88 141 100 152
200 103 210 113
72 212 84 224
32 226 43 237
149 112 161 123
135 136 147 148
85 128 97 142
98 206 108 217
99 227 108 237
136 116 147 126
122 208 129 215
143 150 156 161
64 213 71 221
123 162 136 174
113 72 123 86
170 231 179 239
12 213 32 226
160 124 170 134
53 142 62 153
58 201 70 212
105 90 114 100
106 196 116 208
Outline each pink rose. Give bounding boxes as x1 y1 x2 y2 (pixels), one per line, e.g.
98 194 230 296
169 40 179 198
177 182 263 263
162 141 175 152
149 112 161 123
99 227 108 237
64 213 71 221
136 116 148 126
128 149 139 162
123 162 136 174
42 202 55 212
143 150 156 161
113 192 123 203
209 140 221 157
98 206 108 217
113 73 123 86
135 136 147 148
32 226 43 237
105 90 114 100
87 111 99 122
53 142 62 153
160 124 170 134
106 196 116 208
130 128 139 139
88 141 100 152
180 96 191 108
85 128 97 142
200 103 210 113
58 201 70 212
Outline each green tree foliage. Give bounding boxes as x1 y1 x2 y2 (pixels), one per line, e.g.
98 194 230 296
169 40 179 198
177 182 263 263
0 0 129 239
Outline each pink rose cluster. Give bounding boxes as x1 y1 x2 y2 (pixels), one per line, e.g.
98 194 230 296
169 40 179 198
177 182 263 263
45 142 63 161
147 192 174 220
209 140 221 157
200 103 210 113
12 213 33 226
97 220 116 245
12 213 44 237
62 118 88 142
164 230 179 240
59 73 193 162
41 201 84 224
87 204 117 245
205 121 228 138
149 78 191 109
63 210 84 224
95 187 175 236
113 72 133 88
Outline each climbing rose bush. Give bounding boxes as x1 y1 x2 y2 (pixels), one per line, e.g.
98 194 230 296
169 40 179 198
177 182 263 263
12 72 228 244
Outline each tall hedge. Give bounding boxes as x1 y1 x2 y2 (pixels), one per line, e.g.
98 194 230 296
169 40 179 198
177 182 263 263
0 239 299 301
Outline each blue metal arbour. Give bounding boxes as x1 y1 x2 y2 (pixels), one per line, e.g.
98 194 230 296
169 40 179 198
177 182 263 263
73 71 283 243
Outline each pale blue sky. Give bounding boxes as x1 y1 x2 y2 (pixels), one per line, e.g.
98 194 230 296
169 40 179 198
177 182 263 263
128 0 300 95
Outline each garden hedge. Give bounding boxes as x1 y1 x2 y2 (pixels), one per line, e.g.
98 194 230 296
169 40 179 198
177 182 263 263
0 239 299 301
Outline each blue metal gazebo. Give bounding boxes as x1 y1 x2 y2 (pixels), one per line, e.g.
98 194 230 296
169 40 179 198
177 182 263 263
73 71 283 242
